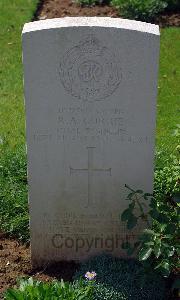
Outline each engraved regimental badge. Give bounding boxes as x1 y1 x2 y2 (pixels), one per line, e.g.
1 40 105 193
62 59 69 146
59 36 122 101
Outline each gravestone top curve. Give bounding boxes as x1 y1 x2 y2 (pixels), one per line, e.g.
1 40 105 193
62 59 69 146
22 17 159 36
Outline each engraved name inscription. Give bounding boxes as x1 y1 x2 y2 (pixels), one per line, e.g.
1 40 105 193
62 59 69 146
32 104 153 145
57 105 126 142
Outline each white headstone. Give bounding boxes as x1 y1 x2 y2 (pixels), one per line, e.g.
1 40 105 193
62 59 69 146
22 17 160 267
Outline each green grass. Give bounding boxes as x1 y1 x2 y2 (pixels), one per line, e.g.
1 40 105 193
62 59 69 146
0 0 38 239
0 0 38 149
0 14 179 152
157 27 180 155
0 0 179 241
0 146 29 241
0 1 179 153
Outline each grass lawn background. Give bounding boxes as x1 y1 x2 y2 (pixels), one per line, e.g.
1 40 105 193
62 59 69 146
0 0 38 149
0 0 179 155
0 0 179 241
157 27 180 155
0 0 180 155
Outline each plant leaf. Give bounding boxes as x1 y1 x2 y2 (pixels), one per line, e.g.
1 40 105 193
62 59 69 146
139 246 152 261
121 208 133 221
155 260 171 277
136 190 143 194
127 215 137 229
127 192 135 200
129 201 135 210
154 241 161 258
144 193 153 200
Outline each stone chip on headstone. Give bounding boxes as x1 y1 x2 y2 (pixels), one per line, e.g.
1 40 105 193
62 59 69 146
22 17 160 267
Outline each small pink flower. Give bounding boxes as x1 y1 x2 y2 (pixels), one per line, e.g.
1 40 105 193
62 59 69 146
85 271 97 280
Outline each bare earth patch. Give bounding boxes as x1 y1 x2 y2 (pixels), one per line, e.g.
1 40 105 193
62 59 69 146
0 233 78 297
35 0 124 19
35 0 180 27
0 233 30 294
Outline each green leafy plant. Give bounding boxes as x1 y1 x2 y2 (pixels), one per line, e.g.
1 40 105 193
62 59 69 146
111 0 168 22
121 147 180 278
4 277 94 300
165 0 180 11
75 0 106 6
154 154 180 205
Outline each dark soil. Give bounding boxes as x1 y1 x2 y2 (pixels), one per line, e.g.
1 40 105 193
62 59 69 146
0 232 78 297
34 0 118 20
34 0 180 27
158 12 180 27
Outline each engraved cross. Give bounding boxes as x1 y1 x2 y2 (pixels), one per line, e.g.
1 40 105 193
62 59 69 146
70 147 111 207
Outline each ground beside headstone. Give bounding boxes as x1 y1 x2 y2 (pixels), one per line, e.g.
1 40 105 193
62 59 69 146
35 0 180 27
0 233 78 294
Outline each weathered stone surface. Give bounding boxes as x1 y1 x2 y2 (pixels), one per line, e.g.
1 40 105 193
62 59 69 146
22 17 160 266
